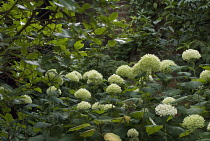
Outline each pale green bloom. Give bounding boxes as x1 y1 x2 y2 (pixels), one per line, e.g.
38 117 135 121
207 122 210 131
138 54 160 73
182 114 205 132
46 86 62 95
162 97 175 105
155 104 177 117
182 49 201 61
45 69 63 85
77 101 91 110
83 70 103 85
108 74 124 84
65 72 79 82
71 71 82 79
127 128 139 138
74 88 91 100
21 95 32 104
131 63 142 78
160 60 177 73
116 65 132 78
200 70 210 81
102 104 115 110
92 102 101 110
106 84 122 94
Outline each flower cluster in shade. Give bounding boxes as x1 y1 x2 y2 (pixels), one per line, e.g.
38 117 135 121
108 74 124 85
182 49 201 61
160 60 177 73
83 70 103 85
46 86 62 96
106 84 122 94
65 71 82 82
162 97 176 105
74 88 91 100
155 104 177 117
20 95 32 104
116 65 133 78
182 114 205 132
92 102 115 111
207 122 210 131
200 70 210 81
138 54 161 73
45 69 63 85
77 101 91 110
127 128 139 138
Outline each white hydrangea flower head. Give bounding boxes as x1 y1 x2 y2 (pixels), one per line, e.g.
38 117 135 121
45 69 59 80
71 71 82 79
160 60 177 73
102 104 115 111
155 104 177 117
182 49 201 61
116 65 132 78
162 97 176 105
207 122 210 131
46 86 62 95
131 63 142 78
77 101 91 110
74 88 91 100
182 114 205 132
92 102 101 110
21 95 32 104
108 74 124 85
83 70 103 85
65 72 79 82
200 70 210 81
106 84 122 94
127 128 139 138
138 54 161 73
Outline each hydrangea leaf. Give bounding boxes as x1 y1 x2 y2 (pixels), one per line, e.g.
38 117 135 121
80 129 95 137
146 125 163 135
68 123 90 132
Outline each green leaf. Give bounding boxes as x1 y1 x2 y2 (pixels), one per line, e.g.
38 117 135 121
68 123 90 132
108 40 116 47
28 135 45 141
186 108 203 115
59 0 76 11
34 122 52 128
179 131 190 138
202 66 210 70
26 53 39 59
80 3 91 12
184 81 203 89
80 129 95 137
74 40 84 49
94 27 106 35
146 125 163 135
131 111 144 119
34 87 42 93
109 12 118 21
4 113 14 122
21 45 28 56
25 60 39 66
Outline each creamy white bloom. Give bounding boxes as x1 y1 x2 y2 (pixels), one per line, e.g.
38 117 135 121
200 70 210 81
77 101 91 110
160 60 177 73
102 104 115 111
21 95 32 104
71 71 82 79
74 88 91 99
182 114 205 132
46 86 62 95
83 70 103 85
106 84 122 94
116 65 132 78
108 74 124 84
127 128 139 138
138 54 160 73
131 63 142 78
162 97 176 105
155 104 177 117
92 102 101 109
207 122 210 131
65 72 79 82
182 49 201 61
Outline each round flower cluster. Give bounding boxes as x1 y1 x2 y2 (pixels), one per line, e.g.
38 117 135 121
71 71 82 79
127 128 139 138
162 97 176 105
92 102 115 111
65 72 79 82
45 69 63 85
46 86 62 95
182 49 201 61
182 114 205 132
200 70 210 81
21 95 32 104
77 101 91 110
160 60 177 73
83 70 103 85
106 84 122 94
108 74 124 85
207 122 210 131
74 88 91 100
155 104 177 117
131 63 142 77
116 65 132 78
138 54 160 73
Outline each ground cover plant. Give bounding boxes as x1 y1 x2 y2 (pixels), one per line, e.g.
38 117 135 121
1 0 210 141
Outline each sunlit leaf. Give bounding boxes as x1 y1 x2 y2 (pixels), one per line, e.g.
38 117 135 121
146 125 163 135
80 129 95 137
68 123 90 132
